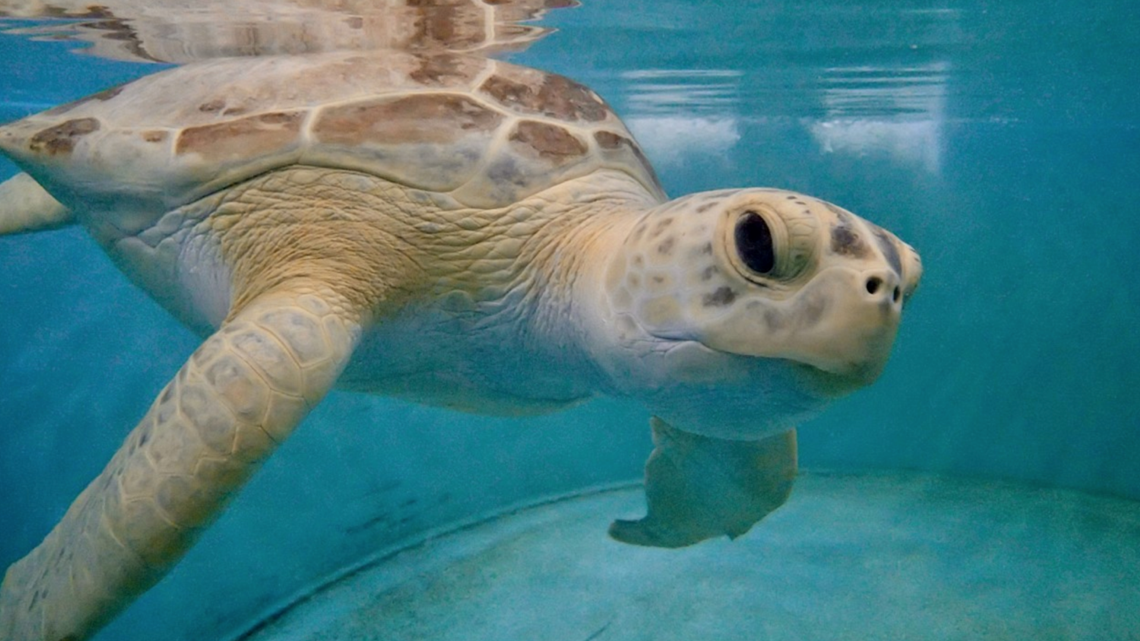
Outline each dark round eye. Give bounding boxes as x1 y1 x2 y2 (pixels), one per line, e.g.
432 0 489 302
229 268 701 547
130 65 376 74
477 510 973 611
734 211 775 274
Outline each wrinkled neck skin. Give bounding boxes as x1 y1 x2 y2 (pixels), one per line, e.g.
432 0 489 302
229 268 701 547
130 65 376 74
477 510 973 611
571 201 841 442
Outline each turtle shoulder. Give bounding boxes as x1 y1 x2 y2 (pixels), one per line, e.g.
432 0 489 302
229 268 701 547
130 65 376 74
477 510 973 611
0 51 663 231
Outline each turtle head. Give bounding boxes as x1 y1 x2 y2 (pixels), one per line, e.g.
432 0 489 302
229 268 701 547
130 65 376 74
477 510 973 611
602 188 921 415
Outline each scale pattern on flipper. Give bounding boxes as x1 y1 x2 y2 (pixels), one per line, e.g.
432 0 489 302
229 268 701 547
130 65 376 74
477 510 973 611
0 288 360 641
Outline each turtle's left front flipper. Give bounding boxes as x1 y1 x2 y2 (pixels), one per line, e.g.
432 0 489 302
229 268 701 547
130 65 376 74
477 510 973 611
0 172 72 235
0 285 360 641
609 418 797 548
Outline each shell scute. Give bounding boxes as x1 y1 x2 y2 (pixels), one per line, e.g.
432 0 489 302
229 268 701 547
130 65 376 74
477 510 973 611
308 93 503 192
509 120 588 162
313 95 502 146
176 112 304 163
478 69 610 123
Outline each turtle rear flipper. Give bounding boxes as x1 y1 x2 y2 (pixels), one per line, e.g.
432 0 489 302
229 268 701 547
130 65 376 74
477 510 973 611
0 284 360 641
0 172 72 235
609 418 796 548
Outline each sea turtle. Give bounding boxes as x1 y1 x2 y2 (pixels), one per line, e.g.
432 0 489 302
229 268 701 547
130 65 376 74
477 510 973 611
0 50 921 640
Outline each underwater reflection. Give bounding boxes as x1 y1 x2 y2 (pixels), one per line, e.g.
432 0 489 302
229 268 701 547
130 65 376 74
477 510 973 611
0 0 575 62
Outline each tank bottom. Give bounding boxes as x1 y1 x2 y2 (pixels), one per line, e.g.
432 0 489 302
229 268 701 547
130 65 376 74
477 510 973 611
237 471 1140 641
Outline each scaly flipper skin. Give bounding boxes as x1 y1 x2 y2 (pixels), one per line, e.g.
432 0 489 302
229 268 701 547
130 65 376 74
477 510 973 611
609 418 797 548
0 284 360 641
0 173 72 235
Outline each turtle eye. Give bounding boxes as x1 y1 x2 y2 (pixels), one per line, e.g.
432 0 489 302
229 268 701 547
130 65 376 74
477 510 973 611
734 211 776 275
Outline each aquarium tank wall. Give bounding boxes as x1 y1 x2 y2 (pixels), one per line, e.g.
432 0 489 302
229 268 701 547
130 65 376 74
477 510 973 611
0 1 1137 639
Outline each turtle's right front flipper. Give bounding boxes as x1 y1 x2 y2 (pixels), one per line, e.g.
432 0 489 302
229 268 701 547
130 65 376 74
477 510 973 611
0 284 360 641
609 418 797 549
0 172 72 235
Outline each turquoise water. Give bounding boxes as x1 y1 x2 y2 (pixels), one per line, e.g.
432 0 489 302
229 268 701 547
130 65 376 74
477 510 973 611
0 1 1138 639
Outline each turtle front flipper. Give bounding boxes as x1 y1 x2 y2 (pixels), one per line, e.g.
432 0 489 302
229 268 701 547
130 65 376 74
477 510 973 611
0 285 360 641
0 172 72 236
609 418 797 549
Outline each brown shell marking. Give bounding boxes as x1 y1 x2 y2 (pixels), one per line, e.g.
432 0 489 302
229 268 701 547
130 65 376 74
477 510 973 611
479 72 609 122
509 120 587 162
313 94 503 146
594 130 663 192
407 53 486 87
28 117 100 155
176 112 303 162
407 5 485 52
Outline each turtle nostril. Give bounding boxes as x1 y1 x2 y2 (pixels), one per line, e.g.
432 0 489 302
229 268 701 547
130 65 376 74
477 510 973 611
892 286 901 303
865 277 882 295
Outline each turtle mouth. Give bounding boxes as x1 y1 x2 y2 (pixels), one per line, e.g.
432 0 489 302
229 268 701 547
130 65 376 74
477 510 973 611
789 358 886 397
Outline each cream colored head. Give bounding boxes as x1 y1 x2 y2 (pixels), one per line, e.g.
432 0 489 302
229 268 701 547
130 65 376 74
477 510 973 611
605 188 922 388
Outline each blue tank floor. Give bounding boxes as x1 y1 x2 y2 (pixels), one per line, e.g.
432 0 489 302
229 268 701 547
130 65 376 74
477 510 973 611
236 471 1140 641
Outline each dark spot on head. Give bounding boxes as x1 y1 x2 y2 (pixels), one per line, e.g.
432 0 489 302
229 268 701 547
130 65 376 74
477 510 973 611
786 195 796 200
344 16 364 29
764 308 784 330
199 99 225 113
800 296 826 326
141 130 167 143
633 255 644 267
868 226 902 275
650 217 673 238
830 224 869 257
222 107 248 117
657 238 675 255
28 118 100 155
700 265 718 281
696 201 718 213
703 286 737 307
652 275 665 284
701 242 713 255
509 120 587 162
